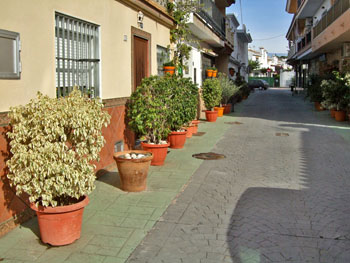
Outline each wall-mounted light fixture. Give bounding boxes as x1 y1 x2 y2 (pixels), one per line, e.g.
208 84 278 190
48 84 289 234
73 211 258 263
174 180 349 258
137 11 144 29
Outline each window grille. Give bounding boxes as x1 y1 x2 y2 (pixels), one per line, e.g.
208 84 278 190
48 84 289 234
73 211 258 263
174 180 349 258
55 13 100 98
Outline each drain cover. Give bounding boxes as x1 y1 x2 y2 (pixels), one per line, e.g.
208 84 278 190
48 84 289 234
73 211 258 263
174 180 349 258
276 133 289 136
192 152 226 160
193 132 206 136
225 121 243 125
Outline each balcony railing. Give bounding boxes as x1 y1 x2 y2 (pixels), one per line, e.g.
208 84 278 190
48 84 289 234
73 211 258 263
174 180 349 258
197 0 226 38
313 0 350 38
296 31 312 53
152 0 167 8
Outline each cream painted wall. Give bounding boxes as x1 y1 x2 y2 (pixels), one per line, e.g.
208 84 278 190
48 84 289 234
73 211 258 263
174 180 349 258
0 0 170 112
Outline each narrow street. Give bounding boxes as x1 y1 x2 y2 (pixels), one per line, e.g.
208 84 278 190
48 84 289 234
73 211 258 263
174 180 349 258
128 88 350 263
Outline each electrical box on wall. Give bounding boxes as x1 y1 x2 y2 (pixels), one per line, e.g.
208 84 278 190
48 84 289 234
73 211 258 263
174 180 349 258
0 29 21 79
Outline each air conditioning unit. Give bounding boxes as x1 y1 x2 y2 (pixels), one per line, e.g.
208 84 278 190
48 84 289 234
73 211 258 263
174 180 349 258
342 42 350 58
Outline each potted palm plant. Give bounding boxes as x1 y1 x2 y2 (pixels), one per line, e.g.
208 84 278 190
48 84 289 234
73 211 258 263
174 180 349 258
128 76 171 165
202 78 222 122
6 89 110 246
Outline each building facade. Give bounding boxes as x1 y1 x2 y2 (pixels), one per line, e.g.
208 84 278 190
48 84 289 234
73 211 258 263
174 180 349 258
0 0 173 236
227 14 252 81
286 0 350 88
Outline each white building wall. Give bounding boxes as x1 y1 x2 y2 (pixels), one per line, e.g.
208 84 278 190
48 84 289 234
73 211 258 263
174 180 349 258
280 71 295 87
184 47 202 86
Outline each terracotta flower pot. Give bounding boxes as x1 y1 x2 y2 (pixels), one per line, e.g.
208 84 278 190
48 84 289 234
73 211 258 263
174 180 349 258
192 120 200 134
141 142 170 166
212 70 217 78
184 125 195 138
168 131 187 149
113 150 153 192
214 107 225 117
205 110 218 122
330 108 336 118
334 110 346 122
223 104 232 114
206 69 213 78
30 196 89 246
163 66 175 75
314 102 324 111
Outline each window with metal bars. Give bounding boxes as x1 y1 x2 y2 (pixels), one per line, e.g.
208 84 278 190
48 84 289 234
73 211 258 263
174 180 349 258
55 13 100 98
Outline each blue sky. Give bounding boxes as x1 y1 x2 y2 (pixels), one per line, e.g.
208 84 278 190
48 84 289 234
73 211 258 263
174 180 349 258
226 0 293 54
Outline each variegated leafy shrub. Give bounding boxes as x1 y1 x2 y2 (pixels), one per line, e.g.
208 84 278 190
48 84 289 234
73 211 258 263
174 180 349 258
6 89 111 207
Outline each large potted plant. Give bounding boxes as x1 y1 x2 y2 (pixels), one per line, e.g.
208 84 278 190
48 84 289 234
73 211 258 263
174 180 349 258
321 71 349 121
306 74 324 111
128 76 171 165
167 76 198 148
217 73 240 114
202 78 222 122
6 89 110 246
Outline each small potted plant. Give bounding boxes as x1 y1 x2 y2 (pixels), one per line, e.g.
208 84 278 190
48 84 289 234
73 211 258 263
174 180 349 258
202 78 222 122
128 76 171 165
206 67 214 78
163 61 175 75
212 67 218 78
6 89 111 246
167 76 198 147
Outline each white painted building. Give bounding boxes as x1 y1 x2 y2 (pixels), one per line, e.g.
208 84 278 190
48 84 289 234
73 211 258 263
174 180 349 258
227 14 252 81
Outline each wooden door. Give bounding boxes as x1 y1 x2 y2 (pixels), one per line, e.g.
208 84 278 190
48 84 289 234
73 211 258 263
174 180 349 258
133 36 149 91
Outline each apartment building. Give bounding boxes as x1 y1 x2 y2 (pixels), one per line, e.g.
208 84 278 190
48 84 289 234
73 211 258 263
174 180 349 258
0 0 173 236
227 14 252 81
184 0 236 85
286 0 350 88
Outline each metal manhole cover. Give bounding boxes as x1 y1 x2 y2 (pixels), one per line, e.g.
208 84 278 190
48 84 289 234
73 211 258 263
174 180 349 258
192 152 226 160
225 121 243 125
276 133 289 136
193 132 206 136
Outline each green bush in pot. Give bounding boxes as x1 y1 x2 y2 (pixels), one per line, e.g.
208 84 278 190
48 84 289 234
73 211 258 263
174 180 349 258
128 75 172 144
202 78 222 111
218 73 240 105
306 74 324 103
6 89 111 207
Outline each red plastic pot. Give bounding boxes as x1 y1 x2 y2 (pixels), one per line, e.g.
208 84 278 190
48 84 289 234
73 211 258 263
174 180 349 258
314 102 324 111
205 110 218 122
192 120 200 134
163 66 175 75
30 196 89 246
223 104 232 114
185 125 195 138
334 110 346 122
206 69 213 78
168 131 187 149
141 142 170 166
330 108 336 118
214 107 225 117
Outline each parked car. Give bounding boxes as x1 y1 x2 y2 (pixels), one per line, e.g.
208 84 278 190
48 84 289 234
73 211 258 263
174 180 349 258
248 79 269 90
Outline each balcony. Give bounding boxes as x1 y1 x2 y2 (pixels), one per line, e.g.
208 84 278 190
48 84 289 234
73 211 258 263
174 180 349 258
313 0 350 38
288 45 296 59
197 0 226 39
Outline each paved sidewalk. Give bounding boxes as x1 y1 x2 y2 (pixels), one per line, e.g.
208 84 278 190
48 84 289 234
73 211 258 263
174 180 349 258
128 88 350 263
0 105 236 262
